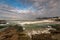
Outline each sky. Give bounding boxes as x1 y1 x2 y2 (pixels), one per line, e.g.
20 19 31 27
0 0 60 20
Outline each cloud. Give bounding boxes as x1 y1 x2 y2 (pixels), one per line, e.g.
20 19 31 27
0 4 20 20
0 0 60 20
17 0 60 17
0 4 37 20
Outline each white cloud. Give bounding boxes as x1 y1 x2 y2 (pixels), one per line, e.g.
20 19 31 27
0 0 60 20
23 0 60 17
0 4 37 20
